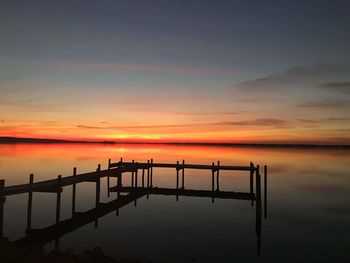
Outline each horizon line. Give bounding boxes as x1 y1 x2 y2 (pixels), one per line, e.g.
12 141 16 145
1 136 350 149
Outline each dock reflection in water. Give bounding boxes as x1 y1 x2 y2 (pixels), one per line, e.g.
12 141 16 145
0 158 268 260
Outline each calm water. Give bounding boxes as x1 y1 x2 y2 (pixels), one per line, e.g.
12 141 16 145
0 144 349 262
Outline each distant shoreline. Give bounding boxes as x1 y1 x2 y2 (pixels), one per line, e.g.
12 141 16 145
0 137 115 145
1 136 350 149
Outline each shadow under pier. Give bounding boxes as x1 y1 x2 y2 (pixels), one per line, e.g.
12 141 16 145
110 186 255 201
14 191 147 247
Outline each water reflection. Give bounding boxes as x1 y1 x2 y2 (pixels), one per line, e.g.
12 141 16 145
1 144 349 262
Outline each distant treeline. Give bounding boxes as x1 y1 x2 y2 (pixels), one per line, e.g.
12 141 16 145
0 137 115 144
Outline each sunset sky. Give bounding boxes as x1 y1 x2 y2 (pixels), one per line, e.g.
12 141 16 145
1 0 350 144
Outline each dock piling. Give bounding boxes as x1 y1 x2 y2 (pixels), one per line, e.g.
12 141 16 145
182 160 185 189
147 160 150 199
26 174 34 233
107 159 111 197
117 173 122 198
211 162 215 203
56 175 62 224
0 180 5 238
264 165 267 219
95 164 101 228
72 168 77 216
95 165 101 207
135 163 138 187
131 160 135 187
255 165 262 235
176 161 179 189
176 161 179 201
147 160 150 188
256 165 262 255
150 159 153 188
250 162 254 206
216 161 220 191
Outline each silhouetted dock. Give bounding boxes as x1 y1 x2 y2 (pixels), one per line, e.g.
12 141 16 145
0 158 268 255
2 159 254 196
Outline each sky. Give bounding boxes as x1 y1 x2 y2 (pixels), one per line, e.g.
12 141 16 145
1 0 350 144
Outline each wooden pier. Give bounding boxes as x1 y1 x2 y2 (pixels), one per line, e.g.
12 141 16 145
0 158 268 255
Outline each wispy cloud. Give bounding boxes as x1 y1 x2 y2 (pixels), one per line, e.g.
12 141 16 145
77 124 196 130
0 99 39 105
125 109 249 116
297 100 349 108
234 98 285 103
20 59 238 75
0 99 72 113
297 117 350 124
319 81 350 94
77 118 289 131
233 62 350 97
216 118 288 127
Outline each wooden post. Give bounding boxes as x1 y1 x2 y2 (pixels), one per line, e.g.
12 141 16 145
95 164 101 228
117 173 122 198
176 161 179 189
0 180 5 238
72 167 77 216
146 160 150 199
142 169 145 188
264 165 267 219
211 162 215 203
135 163 138 187
176 161 179 201
147 160 150 188
250 162 254 206
216 161 220 191
256 165 262 256
117 158 123 195
26 174 34 233
182 159 185 189
211 162 215 192
117 157 122 212
96 164 101 207
150 158 153 188
107 159 111 197
56 175 62 224
131 172 134 187
255 165 262 235
131 160 135 187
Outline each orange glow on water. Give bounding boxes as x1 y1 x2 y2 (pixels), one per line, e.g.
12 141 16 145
1 143 349 185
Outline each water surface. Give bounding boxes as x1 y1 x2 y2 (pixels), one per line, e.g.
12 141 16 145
0 144 349 262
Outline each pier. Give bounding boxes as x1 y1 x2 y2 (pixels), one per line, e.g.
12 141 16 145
0 158 268 255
